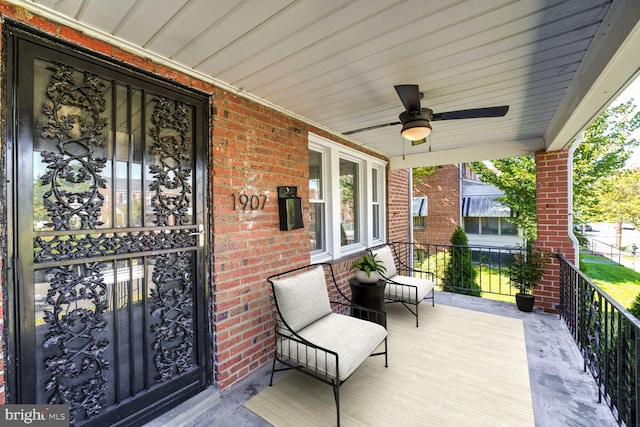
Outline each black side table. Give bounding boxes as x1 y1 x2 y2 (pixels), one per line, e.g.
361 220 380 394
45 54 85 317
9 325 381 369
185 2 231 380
349 278 386 327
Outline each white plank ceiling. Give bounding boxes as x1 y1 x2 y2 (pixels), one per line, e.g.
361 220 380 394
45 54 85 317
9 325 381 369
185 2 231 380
11 0 640 168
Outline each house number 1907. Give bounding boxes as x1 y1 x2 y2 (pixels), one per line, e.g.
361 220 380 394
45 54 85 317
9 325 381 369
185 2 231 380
232 193 267 210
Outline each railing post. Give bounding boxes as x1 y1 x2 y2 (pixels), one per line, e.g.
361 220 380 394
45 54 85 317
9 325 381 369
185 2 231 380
636 333 640 427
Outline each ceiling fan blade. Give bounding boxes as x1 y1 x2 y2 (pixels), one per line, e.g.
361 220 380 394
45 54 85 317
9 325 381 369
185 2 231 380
394 84 421 113
343 121 401 135
431 105 509 121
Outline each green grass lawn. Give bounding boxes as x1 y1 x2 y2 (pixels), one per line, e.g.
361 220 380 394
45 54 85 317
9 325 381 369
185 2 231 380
422 252 640 309
580 253 640 309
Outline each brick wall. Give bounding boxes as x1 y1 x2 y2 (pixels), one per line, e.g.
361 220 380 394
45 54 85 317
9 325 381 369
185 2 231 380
413 164 460 245
210 91 312 388
387 169 411 243
535 149 574 313
0 2 394 396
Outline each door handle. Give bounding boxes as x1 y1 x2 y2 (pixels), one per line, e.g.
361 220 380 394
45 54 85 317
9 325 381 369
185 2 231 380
189 224 205 248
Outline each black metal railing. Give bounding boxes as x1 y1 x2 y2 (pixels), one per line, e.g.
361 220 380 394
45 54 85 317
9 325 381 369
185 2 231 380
589 238 625 265
391 241 524 297
559 254 640 427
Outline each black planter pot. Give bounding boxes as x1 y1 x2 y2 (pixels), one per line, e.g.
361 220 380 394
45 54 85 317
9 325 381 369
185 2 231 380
515 293 535 312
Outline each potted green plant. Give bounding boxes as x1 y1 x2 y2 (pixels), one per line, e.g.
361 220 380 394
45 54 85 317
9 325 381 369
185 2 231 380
507 245 549 312
350 253 386 283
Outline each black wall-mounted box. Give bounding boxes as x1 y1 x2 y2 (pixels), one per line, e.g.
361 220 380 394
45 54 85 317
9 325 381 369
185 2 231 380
277 186 303 231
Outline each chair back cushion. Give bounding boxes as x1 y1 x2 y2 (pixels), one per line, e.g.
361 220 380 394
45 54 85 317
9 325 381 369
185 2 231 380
372 245 397 277
271 266 332 331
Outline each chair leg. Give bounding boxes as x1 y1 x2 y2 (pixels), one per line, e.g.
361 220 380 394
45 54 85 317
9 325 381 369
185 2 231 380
415 302 419 327
269 354 277 386
333 382 341 426
384 337 388 367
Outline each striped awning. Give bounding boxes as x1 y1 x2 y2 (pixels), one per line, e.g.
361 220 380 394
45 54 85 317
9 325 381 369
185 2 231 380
462 196 511 217
413 197 428 216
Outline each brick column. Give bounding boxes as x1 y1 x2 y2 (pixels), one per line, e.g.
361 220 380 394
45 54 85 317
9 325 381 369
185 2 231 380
387 168 411 243
535 149 575 313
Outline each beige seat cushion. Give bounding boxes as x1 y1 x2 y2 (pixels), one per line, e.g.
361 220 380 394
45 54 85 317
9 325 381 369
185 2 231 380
277 313 387 381
385 274 434 304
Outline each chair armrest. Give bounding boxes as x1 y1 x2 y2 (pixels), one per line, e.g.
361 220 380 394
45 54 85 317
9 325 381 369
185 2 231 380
407 267 435 279
274 322 340 382
330 300 387 329
381 273 435 304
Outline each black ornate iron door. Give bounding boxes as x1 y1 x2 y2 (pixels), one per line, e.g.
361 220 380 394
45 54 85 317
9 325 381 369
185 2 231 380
8 32 209 426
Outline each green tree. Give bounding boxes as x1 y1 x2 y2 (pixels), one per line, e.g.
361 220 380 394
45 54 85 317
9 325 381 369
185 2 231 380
442 226 479 296
412 166 437 186
467 158 537 241
572 101 640 223
595 168 640 231
470 101 640 241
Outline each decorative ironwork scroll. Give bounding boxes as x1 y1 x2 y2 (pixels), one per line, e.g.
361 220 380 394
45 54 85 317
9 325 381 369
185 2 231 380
583 288 603 381
34 229 197 263
34 63 198 419
150 252 194 381
148 97 193 227
36 63 110 423
621 329 634 423
42 263 109 424
39 63 108 231
147 97 196 381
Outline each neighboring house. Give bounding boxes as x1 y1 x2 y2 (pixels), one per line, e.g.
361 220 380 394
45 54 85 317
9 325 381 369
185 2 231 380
413 164 525 248
461 179 525 248
412 164 460 246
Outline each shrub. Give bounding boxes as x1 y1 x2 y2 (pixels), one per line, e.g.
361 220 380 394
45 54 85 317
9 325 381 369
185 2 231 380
629 293 640 320
505 244 549 295
442 226 480 296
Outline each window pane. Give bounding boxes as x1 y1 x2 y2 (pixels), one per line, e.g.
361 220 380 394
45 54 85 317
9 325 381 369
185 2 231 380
413 215 425 229
309 202 325 251
501 219 518 235
372 169 378 203
372 168 379 239
309 150 324 251
464 217 480 234
309 150 323 200
340 159 359 246
373 204 380 238
481 217 499 235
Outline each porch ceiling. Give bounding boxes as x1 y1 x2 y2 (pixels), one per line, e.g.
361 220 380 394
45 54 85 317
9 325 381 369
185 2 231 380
12 0 640 169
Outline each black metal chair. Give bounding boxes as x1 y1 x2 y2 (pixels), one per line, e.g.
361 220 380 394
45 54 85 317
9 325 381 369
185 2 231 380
369 244 435 327
267 263 388 426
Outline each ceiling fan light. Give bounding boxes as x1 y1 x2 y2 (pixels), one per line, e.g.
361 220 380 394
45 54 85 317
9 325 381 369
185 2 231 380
401 120 432 140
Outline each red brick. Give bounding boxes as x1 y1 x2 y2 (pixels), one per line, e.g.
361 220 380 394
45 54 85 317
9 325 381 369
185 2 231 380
113 48 155 72
413 165 460 246
535 149 574 313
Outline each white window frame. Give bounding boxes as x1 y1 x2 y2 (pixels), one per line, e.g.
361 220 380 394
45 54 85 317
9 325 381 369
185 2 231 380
309 133 386 262
309 148 327 253
463 216 520 236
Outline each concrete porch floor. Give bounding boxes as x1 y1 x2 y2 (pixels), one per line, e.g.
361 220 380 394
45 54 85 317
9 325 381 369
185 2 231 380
144 291 618 427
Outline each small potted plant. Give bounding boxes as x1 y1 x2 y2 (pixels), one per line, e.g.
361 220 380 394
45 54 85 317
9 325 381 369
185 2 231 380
350 253 386 284
507 244 549 312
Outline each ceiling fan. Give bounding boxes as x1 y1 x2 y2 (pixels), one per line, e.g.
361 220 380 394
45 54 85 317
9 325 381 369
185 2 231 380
344 84 509 146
